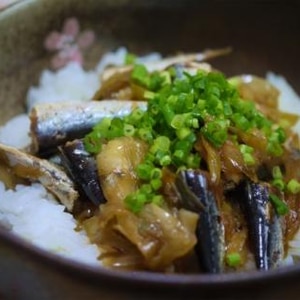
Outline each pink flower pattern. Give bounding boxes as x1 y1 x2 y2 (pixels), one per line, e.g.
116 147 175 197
0 0 22 11
44 18 95 70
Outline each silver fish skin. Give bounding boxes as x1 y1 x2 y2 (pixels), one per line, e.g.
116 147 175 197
176 170 225 274
268 212 284 269
30 100 147 156
0 142 78 212
243 181 271 270
58 139 106 206
243 181 286 270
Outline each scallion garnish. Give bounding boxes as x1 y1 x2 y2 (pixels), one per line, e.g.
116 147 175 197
84 65 289 212
287 179 300 194
226 252 241 267
272 166 283 179
239 144 255 166
124 52 137 65
269 194 289 215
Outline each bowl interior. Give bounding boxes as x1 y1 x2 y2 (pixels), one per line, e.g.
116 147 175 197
0 0 300 299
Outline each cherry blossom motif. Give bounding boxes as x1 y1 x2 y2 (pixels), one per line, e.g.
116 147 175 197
0 0 21 11
44 18 95 70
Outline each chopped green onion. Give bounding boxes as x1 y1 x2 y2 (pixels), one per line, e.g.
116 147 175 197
267 128 286 157
160 71 172 86
239 144 255 166
272 166 283 179
140 184 153 195
150 178 162 190
150 168 162 179
83 133 102 154
124 52 137 65
150 136 170 153
130 108 144 122
176 127 192 140
123 124 135 136
171 114 186 129
159 154 172 166
84 66 289 213
269 194 289 215
267 141 284 157
272 178 285 191
275 127 286 143
226 252 241 267
137 128 153 142
202 119 229 148
271 166 286 197
287 179 300 194
232 113 251 131
186 154 201 168
243 153 256 166
144 90 156 100
124 193 146 213
136 163 153 180
131 64 150 88
173 149 185 161
152 195 164 206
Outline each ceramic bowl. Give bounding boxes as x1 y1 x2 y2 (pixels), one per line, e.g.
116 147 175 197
0 1 300 299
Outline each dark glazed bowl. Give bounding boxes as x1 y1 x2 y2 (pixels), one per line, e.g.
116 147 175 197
0 0 300 299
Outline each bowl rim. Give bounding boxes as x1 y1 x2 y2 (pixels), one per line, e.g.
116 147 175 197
1 225 300 290
1 0 300 292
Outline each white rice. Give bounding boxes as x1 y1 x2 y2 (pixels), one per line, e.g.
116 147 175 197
0 182 100 266
0 47 300 267
96 46 162 75
26 47 162 111
26 62 99 111
267 72 300 133
0 114 30 149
